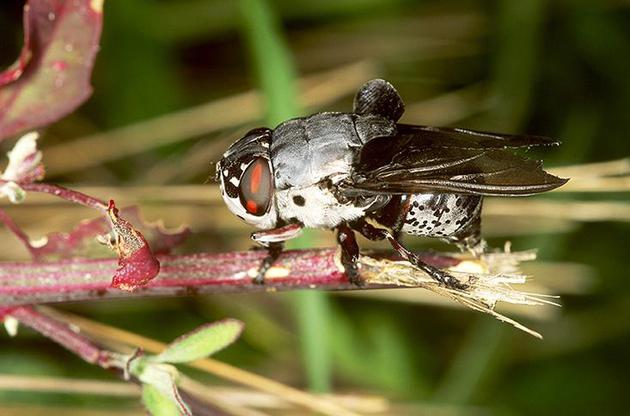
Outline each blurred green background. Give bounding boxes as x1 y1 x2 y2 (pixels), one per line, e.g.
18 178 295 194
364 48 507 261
0 0 629 414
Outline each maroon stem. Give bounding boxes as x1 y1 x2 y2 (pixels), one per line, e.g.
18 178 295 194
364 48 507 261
0 249 460 307
9 306 111 366
20 183 107 211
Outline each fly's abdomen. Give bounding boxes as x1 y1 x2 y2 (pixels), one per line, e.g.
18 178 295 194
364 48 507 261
401 193 482 237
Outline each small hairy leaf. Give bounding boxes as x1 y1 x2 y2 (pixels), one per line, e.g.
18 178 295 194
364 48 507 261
153 319 244 364
0 0 104 140
142 384 181 416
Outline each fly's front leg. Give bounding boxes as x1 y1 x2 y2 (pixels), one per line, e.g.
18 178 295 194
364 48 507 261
336 224 362 286
250 223 303 285
252 242 283 285
385 233 469 290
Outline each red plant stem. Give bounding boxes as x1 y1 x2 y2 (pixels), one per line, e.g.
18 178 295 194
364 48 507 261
20 182 108 211
9 306 112 366
0 249 460 307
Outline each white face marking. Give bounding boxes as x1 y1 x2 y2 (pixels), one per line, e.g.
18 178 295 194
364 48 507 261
240 163 248 171
223 169 229 177
229 177 239 186
275 184 366 229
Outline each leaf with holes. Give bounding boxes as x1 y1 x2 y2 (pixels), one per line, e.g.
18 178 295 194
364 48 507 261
28 205 190 260
104 200 161 291
0 0 104 140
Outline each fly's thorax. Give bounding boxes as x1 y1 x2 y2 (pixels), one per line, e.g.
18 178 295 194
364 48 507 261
271 114 358 190
270 112 395 190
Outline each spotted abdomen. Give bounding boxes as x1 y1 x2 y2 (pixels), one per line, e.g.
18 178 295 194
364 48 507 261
401 193 482 238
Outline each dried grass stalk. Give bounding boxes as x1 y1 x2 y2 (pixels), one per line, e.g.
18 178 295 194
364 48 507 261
359 244 559 338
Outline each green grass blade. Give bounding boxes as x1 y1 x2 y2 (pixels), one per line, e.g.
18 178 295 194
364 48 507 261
433 318 505 404
239 0 298 126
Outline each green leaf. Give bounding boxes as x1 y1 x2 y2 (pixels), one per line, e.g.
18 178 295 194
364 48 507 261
153 319 244 364
135 362 191 416
142 384 180 416
238 0 299 125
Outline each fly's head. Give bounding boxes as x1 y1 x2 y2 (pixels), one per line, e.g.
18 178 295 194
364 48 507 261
216 128 278 230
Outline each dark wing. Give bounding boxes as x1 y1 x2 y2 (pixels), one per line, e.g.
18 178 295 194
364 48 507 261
341 124 568 196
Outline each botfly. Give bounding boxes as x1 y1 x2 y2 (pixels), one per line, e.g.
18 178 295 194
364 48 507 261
216 79 568 288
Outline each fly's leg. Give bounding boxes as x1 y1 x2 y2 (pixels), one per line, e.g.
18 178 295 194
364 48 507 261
351 218 467 290
252 241 284 285
386 234 469 290
250 223 303 284
336 224 362 286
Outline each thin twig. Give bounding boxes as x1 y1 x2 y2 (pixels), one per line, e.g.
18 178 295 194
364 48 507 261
20 183 107 211
8 306 113 366
209 388 388 413
0 404 140 416
178 375 272 416
553 176 630 193
0 374 389 413
485 199 630 222
0 374 139 397
549 157 630 178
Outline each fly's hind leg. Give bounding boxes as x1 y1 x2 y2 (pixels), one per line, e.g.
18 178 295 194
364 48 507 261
352 218 468 290
386 234 469 290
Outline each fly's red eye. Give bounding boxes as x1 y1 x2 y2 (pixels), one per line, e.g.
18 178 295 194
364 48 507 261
239 157 273 216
